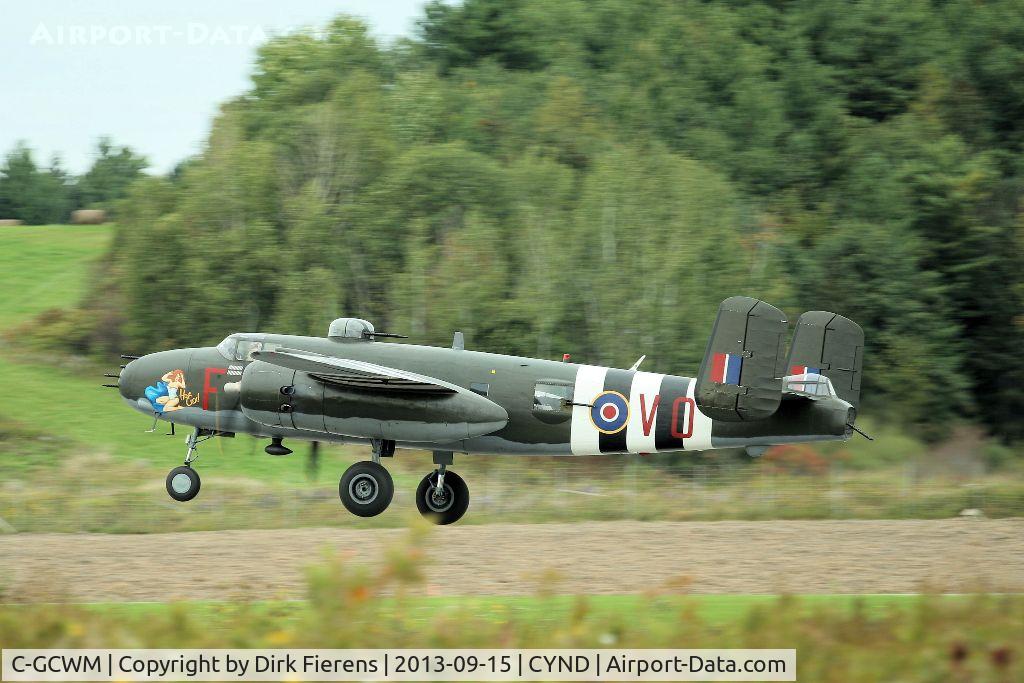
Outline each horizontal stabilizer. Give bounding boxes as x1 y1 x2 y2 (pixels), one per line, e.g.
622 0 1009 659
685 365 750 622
785 311 864 408
695 296 788 421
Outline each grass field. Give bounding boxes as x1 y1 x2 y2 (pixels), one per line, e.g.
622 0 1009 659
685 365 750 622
0 225 110 329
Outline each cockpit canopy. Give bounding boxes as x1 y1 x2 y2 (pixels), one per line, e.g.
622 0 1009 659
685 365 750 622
328 317 374 340
216 333 277 361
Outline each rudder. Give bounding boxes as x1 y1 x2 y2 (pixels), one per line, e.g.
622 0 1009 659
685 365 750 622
786 311 864 408
695 296 788 421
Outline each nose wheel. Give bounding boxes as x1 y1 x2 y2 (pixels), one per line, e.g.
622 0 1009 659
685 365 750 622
339 461 394 517
165 428 211 502
166 465 201 501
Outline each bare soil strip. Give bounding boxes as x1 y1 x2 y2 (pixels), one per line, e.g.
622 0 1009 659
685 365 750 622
1 520 1021 602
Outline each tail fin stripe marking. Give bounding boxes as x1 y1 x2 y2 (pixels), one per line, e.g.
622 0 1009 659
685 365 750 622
710 352 727 383
725 355 743 384
711 352 744 385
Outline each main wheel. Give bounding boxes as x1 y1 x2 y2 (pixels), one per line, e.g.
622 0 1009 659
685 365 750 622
416 469 469 525
339 461 394 517
166 465 201 502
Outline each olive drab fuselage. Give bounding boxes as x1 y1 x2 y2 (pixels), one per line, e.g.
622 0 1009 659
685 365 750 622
118 331 855 456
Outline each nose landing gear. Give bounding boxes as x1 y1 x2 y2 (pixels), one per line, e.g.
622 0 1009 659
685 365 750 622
166 465 201 501
164 428 211 502
415 468 469 525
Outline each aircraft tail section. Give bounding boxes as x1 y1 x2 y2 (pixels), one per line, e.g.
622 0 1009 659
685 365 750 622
695 296 788 421
785 311 864 409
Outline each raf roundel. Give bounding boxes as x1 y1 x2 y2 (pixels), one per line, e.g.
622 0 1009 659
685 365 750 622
590 390 630 434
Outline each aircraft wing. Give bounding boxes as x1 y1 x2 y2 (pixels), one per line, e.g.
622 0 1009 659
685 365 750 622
250 349 458 395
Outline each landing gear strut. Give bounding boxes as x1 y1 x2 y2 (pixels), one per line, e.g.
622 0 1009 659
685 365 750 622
416 450 469 525
165 428 210 502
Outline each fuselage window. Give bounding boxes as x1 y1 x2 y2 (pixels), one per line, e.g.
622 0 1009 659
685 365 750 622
533 382 573 413
469 382 490 397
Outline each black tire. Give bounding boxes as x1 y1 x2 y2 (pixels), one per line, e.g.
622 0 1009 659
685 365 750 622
166 465 201 502
339 461 394 517
416 469 469 525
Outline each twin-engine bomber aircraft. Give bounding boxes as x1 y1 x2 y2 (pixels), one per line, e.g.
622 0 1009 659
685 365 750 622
110 297 866 524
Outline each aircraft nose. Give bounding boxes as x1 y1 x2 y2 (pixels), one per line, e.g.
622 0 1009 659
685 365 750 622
117 357 141 402
116 350 193 411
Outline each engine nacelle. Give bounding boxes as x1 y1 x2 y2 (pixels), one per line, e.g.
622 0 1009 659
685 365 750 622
238 360 296 430
238 361 509 443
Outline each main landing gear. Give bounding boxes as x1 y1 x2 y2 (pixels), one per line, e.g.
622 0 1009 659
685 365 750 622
163 432 470 524
336 445 470 525
338 460 394 517
414 450 469 525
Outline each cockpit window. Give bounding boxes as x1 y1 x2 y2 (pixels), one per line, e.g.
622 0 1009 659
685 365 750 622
236 340 263 361
237 339 280 361
216 335 278 361
216 335 238 360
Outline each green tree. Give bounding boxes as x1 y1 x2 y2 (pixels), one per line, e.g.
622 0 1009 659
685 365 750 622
785 222 968 441
834 112 1024 440
75 137 148 210
798 0 940 122
0 142 72 224
419 0 548 72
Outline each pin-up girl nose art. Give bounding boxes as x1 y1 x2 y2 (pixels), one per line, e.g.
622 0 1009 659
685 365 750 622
145 369 187 413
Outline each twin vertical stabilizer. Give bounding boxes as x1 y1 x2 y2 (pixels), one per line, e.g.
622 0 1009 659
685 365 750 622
695 297 864 421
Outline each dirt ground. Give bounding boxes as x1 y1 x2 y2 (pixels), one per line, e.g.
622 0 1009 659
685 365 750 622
1 519 1022 602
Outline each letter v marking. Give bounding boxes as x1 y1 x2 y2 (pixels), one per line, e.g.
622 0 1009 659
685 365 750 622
640 394 661 436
